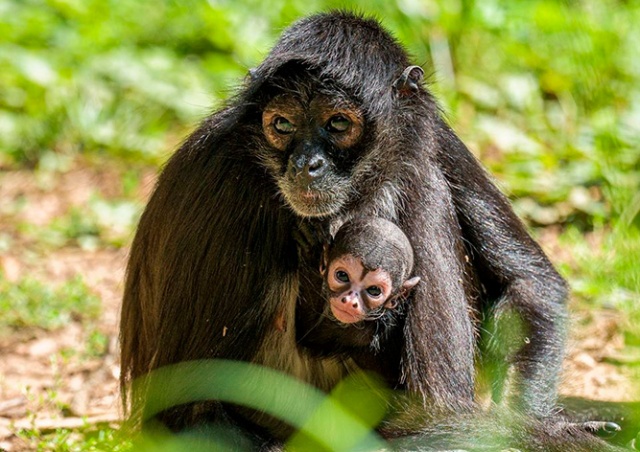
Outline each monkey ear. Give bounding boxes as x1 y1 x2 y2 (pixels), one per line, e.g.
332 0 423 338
402 276 421 291
393 66 424 97
247 67 258 82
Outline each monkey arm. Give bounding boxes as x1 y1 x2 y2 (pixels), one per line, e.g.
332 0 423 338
435 118 569 417
399 161 477 412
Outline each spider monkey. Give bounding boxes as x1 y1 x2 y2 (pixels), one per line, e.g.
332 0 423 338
120 11 633 451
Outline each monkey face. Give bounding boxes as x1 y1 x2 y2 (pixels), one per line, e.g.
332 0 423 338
261 93 365 218
326 254 393 324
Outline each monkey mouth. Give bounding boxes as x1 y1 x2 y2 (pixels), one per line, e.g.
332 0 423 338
330 302 363 324
277 175 352 218
299 191 320 201
281 186 345 218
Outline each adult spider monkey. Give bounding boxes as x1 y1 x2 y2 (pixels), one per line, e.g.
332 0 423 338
120 11 632 450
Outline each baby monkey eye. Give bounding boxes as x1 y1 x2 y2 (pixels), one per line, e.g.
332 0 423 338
335 270 350 283
326 115 351 133
366 286 382 297
273 116 295 134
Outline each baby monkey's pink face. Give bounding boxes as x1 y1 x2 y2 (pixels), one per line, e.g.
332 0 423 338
327 254 393 324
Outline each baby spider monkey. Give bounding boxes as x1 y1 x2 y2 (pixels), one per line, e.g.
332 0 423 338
320 217 420 349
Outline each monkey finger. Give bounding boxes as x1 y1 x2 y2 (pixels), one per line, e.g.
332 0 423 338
571 420 621 435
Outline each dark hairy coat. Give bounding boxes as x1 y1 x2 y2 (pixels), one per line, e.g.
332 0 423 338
120 11 628 451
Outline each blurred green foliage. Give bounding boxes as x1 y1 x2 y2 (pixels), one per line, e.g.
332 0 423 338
132 360 386 451
3 0 637 306
38 196 140 249
1 0 638 225
1 1 639 446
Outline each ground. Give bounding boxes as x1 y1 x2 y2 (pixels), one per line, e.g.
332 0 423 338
0 162 635 450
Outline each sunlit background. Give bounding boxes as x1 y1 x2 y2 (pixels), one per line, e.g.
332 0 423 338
0 0 638 449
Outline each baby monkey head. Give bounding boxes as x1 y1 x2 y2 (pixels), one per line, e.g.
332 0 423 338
323 217 421 324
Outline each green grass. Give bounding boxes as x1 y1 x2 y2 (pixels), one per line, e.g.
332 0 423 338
17 425 129 452
1 0 639 448
0 274 101 333
48 197 141 249
560 224 640 345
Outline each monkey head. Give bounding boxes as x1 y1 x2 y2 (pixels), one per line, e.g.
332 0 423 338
322 218 421 324
249 15 426 220
259 71 368 218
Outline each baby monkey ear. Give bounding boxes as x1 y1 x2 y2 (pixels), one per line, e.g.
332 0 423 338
402 276 421 292
393 65 424 97
385 276 421 310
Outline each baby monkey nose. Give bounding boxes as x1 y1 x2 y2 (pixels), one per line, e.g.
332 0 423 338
341 291 359 308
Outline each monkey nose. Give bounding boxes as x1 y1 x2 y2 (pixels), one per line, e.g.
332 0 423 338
305 155 326 177
341 291 359 307
295 155 327 183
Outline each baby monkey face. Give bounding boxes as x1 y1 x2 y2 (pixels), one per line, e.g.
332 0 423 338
327 254 393 324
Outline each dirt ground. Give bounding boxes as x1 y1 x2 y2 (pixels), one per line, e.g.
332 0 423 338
0 163 636 450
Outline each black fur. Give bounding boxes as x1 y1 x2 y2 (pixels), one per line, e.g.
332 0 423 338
120 11 628 450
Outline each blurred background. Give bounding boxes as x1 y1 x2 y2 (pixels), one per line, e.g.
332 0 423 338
0 0 638 450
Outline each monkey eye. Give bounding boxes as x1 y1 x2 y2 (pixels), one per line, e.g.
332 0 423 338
335 270 350 283
366 286 382 297
325 115 351 133
273 116 295 134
